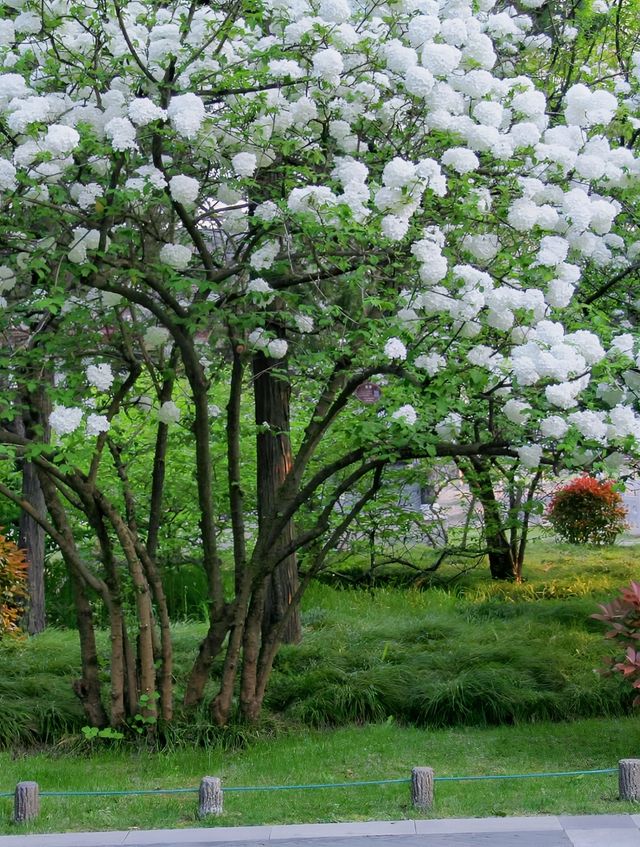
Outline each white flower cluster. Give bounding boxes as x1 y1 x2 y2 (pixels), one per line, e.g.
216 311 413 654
158 401 181 424
159 243 192 270
86 363 114 392
169 175 200 206
50 405 83 437
392 404 418 425
68 228 101 264
384 337 407 361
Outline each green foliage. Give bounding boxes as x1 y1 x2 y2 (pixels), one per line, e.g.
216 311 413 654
546 476 629 545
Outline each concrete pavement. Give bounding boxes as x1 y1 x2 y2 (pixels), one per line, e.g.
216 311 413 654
1 816 639 847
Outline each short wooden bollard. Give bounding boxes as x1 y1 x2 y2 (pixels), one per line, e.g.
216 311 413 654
411 767 434 810
619 759 640 801
14 781 40 823
199 776 223 817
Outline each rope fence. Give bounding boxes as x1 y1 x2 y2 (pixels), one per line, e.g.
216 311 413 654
4 761 637 824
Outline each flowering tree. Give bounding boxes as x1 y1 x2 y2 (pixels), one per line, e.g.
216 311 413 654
0 0 639 727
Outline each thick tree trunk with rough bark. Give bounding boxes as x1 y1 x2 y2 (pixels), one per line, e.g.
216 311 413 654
253 350 301 644
461 458 516 581
19 460 46 634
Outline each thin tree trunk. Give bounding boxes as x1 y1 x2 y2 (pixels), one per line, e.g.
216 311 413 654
70 572 108 727
253 349 301 644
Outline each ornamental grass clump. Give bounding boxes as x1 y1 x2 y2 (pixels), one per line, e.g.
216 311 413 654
546 476 628 545
0 530 27 638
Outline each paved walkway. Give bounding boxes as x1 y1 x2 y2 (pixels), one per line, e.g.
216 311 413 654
1 816 639 847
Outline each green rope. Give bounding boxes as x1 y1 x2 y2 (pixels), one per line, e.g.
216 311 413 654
0 767 618 799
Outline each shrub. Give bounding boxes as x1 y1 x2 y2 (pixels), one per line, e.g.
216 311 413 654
0 530 27 638
546 476 628 545
592 581 640 703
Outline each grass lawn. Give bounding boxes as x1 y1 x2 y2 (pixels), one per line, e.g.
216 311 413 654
1 718 640 834
0 542 639 833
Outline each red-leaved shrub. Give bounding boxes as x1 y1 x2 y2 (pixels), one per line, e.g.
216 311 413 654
0 530 27 638
546 475 628 545
593 582 640 703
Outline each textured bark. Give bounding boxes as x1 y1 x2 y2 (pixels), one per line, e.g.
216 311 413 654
619 759 640 801
198 777 223 817
71 573 109 728
411 767 434 809
13 782 39 823
19 460 46 634
253 349 301 644
462 458 516 581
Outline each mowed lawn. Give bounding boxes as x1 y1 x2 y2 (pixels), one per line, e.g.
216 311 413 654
0 542 638 832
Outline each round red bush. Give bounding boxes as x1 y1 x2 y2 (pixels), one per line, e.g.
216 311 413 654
546 475 628 545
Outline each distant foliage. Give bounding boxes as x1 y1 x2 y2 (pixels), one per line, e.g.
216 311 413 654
0 530 27 638
546 476 628 545
593 582 640 704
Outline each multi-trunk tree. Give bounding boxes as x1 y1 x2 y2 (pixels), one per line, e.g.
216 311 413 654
0 0 639 727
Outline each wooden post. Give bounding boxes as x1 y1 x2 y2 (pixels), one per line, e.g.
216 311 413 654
198 776 223 817
411 767 434 810
619 759 640 801
13 781 40 823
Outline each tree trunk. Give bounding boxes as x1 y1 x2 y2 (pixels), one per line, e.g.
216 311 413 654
70 573 108 727
461 458 516 581
253 349 301 644
19 460 46 634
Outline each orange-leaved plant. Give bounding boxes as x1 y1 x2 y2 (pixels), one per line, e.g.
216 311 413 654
546 475 628 545
593 582 640 704
0 530 27 638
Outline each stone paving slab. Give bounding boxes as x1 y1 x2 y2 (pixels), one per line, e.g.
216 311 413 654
415 816 562 833
563 829 640 847
0 816 638 847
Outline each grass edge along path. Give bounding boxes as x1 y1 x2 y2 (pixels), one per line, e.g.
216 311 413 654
2 717 640 835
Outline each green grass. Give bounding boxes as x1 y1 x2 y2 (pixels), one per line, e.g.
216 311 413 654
1 543 638 746
1 542 639 834
1 718 640 834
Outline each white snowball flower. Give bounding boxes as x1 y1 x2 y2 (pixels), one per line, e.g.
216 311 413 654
405 66 435 97
0 159 17 191
86 363 114 391
384 337 407 361
392 404 418 425
247 277 274 296
158 401 181 424
267 338 288 358
517 444 543 468
104 117 137 151
312 48 344 84
43 125 80 156
540 415 568 439
503 399 531 424
169 175 200 206
414 352 445 375
294 314 314 333
167 93 206 139
159 243 192 269
319 0 351 23
537 236 569 267
128 98 167 126
86 414 110 436
441 148 479 174
232 152 258 177
50 405 83 436
381 214 410 241
250 240 279 271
